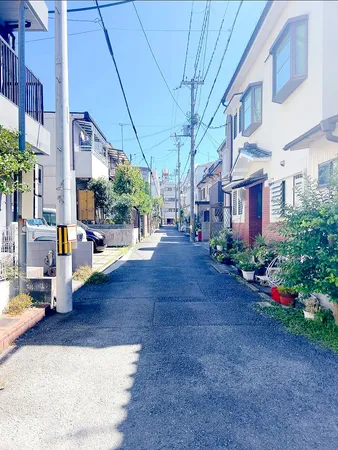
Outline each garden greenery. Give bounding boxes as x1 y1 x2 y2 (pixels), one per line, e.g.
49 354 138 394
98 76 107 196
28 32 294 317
0 127 36 194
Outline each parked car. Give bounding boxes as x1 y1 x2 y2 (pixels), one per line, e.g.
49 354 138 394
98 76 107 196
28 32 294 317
42 208 87 242
26 217 85 243
77 221 107 253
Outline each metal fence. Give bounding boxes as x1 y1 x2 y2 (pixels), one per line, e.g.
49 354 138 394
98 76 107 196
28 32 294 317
210 205 231 238
0 225 18 282
0 36 44 124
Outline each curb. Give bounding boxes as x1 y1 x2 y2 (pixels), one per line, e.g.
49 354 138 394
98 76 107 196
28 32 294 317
0 305 49 352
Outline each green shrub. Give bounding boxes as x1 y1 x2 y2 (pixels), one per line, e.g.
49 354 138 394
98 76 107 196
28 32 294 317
5 294 32 315
278 285 297 295
85 272 108 285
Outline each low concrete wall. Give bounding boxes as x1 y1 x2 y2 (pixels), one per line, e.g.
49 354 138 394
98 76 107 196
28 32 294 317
26 241 93 273
0 280 10 313
91 224 139 247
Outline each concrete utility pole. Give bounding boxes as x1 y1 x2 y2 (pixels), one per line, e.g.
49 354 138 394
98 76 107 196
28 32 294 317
55 1 73 313
174 168 178 224
174 136 182 231
181 79 203 242
17 0 26 292
118 123 128 163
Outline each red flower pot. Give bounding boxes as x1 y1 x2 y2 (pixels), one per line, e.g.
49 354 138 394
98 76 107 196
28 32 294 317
279 294 295 307
271 287 280 303
198 231 202 242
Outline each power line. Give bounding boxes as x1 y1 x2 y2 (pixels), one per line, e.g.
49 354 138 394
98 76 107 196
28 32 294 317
182 1 194 81
132 2 187 119
93 0 158 196
203 0 230 81
193 1 211 79
194 0 243 146
26 27 230 44
48 0 132 14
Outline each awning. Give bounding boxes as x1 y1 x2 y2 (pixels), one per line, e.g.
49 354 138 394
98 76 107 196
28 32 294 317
222 175 266 191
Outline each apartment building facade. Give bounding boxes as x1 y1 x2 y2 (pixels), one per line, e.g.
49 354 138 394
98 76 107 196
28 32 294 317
0 0 50 227
222 0 338 244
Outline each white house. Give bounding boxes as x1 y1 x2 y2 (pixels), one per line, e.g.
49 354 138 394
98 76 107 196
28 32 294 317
222 0 338 244
0 0 50 228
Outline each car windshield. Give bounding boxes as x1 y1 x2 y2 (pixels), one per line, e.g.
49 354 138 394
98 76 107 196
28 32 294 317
27 218 47 226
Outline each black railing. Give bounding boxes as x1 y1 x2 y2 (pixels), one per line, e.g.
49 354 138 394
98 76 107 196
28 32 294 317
0 36 44 125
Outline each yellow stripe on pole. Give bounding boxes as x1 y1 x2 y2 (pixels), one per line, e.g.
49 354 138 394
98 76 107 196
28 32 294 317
58 226 62 254
63 226 68 254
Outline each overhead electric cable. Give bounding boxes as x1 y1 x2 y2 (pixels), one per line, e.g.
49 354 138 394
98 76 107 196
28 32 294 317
132 2 187 119
195 0 243 145
193 1 211 78
203 0 230 81
49 1 132 14
182 1 194 82
93 0 158 195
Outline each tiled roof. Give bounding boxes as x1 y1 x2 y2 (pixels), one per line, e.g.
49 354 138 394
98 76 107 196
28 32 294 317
240 143 271 159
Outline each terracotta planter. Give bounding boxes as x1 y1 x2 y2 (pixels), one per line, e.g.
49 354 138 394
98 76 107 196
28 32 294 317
198 231 202 242
271 287 280 303
279 293 295 307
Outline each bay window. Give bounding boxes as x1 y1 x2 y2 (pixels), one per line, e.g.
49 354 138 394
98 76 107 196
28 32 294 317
270 15 308 103
240 82 262 137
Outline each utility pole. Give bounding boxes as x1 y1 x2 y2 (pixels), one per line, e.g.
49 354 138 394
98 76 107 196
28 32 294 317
17 0 26 292
119 123 128 163
55 1 73 313
174 167 178 224
181 79 203 242
173 135 182 231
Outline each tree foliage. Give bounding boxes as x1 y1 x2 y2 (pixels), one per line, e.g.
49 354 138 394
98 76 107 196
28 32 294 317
0 127 36 194
88 177 114 218
278 173 338 314
112 165 153 223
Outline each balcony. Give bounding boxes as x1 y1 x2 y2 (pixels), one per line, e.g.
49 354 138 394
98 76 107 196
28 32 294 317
0 36 44 124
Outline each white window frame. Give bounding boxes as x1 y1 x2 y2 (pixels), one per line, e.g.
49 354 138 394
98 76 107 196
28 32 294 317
270 180 286 221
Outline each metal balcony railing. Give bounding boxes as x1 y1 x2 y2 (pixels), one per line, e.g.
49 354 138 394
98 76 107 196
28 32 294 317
0 36 44 125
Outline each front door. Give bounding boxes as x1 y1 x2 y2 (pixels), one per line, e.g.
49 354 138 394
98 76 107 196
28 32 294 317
249 183 262 244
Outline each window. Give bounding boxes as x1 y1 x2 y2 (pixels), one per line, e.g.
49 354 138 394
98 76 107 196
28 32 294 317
270 180 286 218
239 106 243 133
293 173 303 206
201 188 206 200
318 159 337 187
240 83 262 137
232 190 243 216
166 187 173 192
233 113 238 139
270 16 308 104
204 210 210 222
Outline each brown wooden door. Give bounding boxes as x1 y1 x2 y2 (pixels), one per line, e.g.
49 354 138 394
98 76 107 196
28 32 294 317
249 183 262 244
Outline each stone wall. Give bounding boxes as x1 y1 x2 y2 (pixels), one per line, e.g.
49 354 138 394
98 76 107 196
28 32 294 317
90 224 139 247
26 241 93 274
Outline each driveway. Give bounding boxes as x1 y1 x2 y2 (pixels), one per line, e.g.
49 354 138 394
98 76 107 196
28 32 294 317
0 226 337 449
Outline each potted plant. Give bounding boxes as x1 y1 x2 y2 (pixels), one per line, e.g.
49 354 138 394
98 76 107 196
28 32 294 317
303 297 321 320
277 285 297 306
271 286 280 303
238 253 257 281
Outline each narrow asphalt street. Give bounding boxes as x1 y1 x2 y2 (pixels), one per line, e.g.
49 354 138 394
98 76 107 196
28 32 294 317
1 226 337 450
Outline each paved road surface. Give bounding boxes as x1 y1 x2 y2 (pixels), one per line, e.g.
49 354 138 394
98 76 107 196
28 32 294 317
1 227 337 449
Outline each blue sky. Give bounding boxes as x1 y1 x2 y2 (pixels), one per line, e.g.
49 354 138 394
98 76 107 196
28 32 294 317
25 0 265 179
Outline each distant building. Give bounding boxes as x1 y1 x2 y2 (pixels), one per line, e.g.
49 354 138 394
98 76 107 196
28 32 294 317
160 169 177 225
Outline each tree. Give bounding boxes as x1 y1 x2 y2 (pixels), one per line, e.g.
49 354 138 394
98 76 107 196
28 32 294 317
0 127 36 194
112 165 153 223
87 177 114 221
278 173 338 323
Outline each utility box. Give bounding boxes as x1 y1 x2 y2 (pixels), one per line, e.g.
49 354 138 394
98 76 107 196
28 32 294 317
77 190 95 221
